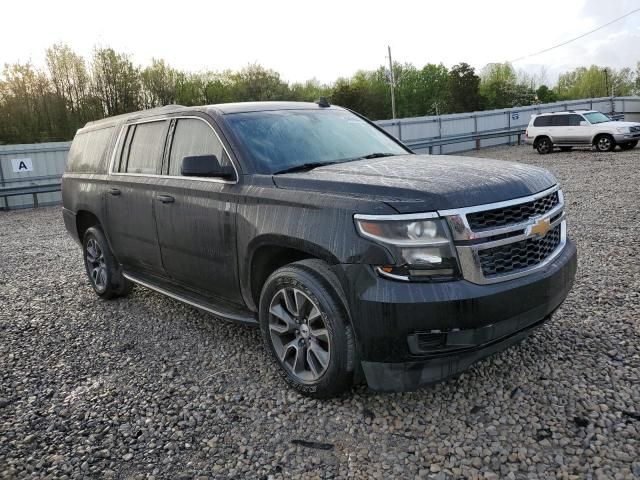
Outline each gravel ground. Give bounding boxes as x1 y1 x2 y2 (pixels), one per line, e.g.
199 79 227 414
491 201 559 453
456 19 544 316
1 144 639 480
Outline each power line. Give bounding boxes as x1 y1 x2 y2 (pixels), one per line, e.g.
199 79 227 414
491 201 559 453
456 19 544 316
510 7 640 63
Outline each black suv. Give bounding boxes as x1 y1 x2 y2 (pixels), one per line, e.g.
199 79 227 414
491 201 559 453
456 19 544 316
62 102 577 398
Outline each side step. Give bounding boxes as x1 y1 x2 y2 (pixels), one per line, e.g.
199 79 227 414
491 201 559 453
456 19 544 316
123 272 258 326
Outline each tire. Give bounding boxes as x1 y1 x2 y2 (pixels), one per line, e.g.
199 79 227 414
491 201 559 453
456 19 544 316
82 226 133 299
259 259 356 398
535 137 553 154
594 134 615 152
619 141 638 151
559 146 573 152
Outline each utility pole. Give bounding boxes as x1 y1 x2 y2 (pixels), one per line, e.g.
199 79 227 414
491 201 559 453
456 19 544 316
387 45 396 119
603 68 609 97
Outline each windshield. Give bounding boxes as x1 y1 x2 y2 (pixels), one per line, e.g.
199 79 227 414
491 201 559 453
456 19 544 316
224 109 409 174
583 112 611 124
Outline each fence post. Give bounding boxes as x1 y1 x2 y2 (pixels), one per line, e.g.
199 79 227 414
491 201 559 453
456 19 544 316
0 158 6 209
397 121 403 141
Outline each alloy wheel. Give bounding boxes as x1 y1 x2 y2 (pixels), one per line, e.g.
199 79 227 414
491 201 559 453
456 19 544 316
597 137 612 151
268 287 330 382
537 139 551 154
86 237 107 292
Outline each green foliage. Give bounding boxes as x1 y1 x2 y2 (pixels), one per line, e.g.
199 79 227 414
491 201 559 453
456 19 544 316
480 63 532 109
0 43 639 144
556 65 634 99
535 85 557 104
447 63 483 113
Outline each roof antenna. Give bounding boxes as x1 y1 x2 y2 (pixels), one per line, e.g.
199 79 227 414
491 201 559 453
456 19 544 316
316 96 330 108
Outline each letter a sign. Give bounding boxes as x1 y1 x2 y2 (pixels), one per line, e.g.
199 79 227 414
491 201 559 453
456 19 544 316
11 158 34 173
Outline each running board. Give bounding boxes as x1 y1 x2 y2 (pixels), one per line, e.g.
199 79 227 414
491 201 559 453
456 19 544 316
123 273 258 326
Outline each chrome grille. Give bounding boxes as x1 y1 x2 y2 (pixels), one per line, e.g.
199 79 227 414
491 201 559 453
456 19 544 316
478 225 562 277
440 186 567 285
467 191 559 230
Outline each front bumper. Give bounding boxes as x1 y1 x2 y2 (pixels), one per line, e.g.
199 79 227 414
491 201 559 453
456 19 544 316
613 133 640 143
335 239 577 392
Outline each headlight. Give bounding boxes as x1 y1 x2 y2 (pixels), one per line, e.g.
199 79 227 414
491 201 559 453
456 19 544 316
354 214 459 281
616 127 630 133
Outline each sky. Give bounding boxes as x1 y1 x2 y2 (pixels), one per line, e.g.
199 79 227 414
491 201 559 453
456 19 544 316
1 0 639 85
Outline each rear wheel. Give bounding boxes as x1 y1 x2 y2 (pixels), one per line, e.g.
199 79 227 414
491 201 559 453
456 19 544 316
83 227 132 299
594 134 615 152
559 146 573 152
259 260 356 398
619 141 638 151
535 137 553 154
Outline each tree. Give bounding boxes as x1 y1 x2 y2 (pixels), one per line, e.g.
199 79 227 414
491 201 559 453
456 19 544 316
140 59 178 108
535 85 557 104
91 47 141 116
393 63 450 117
554 65 632 99
228 64 289 102
447 63 483 113
289 78 331 102
330 78 370 116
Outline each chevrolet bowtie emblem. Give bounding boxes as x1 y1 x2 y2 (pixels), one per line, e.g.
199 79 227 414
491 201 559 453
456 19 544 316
528 218 551 237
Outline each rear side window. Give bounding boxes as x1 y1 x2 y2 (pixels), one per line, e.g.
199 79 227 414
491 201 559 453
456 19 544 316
533 116 552 127
167 118 227 176
66 126 114 173
119 121 168 174
551 115 570 127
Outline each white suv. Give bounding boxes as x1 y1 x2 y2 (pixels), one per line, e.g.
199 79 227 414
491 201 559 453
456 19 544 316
525 110 640 154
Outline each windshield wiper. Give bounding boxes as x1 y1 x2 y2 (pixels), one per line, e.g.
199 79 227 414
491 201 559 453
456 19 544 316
359 152 398 159
274 161 338 175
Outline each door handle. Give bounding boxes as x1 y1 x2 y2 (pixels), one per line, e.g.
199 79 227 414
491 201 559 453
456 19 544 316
109 188 121 196
156 194 175 204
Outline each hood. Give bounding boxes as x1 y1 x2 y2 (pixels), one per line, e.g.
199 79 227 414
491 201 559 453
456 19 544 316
272 154 557 213
600 121 640 128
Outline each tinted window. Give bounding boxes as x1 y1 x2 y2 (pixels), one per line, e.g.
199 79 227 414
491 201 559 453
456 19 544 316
225 109 408 174
568 114 584 126
168 118 226 176
66 126 114 173
533 116 552 127
551 115 570 127
121 121 167 174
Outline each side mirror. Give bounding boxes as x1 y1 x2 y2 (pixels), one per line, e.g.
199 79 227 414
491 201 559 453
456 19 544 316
579 121 589 126
181 154 235 179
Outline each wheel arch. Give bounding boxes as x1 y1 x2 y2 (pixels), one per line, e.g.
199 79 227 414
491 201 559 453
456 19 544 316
76 209 101 241
244 235 341 312
534 134 552 146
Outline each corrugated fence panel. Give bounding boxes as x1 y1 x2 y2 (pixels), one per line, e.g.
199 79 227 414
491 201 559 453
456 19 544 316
0 142 71 209
375 96 639 155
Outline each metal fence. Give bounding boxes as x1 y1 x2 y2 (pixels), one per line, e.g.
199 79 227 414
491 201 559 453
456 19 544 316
375 96 640 154
0 142 70 209
1 96 639 210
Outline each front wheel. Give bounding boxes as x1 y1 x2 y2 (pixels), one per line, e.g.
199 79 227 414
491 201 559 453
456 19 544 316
259 260 356 398
619 141 638 151
83 227 132 299
594 134 615 152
